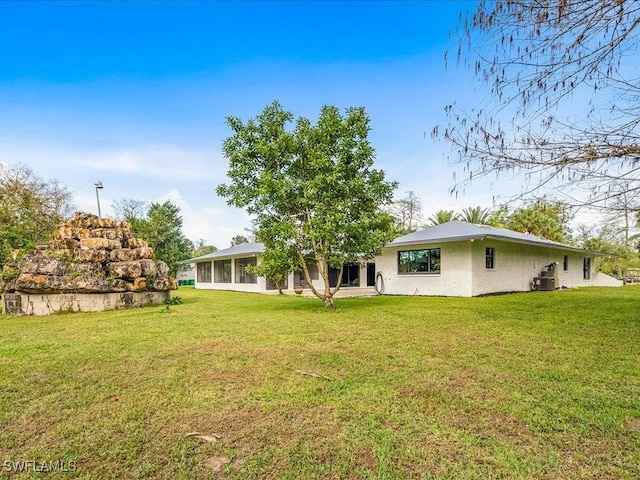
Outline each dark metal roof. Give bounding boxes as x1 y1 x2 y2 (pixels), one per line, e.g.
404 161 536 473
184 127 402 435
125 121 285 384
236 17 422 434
388 221 604 255
180 243 265 263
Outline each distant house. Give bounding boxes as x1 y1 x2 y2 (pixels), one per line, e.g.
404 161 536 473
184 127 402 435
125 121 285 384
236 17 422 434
374 221 622 297
186 243 375 293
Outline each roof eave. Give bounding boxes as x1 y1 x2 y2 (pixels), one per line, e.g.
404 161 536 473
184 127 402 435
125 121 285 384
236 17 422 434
387 233 608 256
387 234 487 247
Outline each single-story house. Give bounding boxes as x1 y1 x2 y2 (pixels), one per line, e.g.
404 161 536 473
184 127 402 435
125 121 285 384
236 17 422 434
187 243 375 294
374 221 622 297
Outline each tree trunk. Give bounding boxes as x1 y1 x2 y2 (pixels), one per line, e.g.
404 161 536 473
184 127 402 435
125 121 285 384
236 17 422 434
323 295 335 309
297 252 337 309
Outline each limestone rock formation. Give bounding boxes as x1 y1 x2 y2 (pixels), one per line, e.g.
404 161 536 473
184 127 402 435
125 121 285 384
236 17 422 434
2 212 178 294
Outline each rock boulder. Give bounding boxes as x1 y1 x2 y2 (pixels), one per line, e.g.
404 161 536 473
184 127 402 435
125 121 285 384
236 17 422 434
4 212 178 295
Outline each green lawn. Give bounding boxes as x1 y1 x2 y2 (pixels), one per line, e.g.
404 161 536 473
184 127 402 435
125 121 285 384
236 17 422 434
1 287 639 479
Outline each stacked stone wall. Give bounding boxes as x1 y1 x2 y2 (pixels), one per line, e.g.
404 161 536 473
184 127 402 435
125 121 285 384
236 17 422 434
1 213 177 314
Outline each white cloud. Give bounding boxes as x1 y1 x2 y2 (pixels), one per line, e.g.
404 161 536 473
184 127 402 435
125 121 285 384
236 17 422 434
74 147 224 181
156 188 252 249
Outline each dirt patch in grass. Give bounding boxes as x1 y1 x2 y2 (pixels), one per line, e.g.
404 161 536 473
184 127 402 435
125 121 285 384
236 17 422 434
624 417 640 434
206 455 230 472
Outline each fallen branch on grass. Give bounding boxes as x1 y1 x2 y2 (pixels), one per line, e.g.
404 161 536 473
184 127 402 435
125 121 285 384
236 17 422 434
295 370 332 381
185 432 221 443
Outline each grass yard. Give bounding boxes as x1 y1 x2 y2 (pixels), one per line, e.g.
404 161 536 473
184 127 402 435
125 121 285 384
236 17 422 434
1 286 639 479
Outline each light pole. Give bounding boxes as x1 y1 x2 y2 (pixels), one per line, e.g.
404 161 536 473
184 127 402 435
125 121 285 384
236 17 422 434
94 182 104 218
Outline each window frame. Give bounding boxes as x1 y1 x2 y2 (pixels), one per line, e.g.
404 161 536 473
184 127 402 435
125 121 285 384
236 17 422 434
214 259 232 283
397 248 441 275
583 257 591 280
196 261 212 283
485 247 495 269
234 257 257 284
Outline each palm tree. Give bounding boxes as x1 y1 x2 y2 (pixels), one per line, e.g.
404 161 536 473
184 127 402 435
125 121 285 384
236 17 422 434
460 206 493 225
425 209 460 227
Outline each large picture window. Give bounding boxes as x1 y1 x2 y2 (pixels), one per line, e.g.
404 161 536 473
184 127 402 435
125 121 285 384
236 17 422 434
235 257 257 284
214 260 232 283
196 262 211 283
398 248 441 274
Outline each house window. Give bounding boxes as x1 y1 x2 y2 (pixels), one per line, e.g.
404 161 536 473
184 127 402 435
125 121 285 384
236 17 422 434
583 257 591 280
563 255 568 271
398 248 441 274
214 260 232 283
485 247 495 269
196 262 211 283
235 257 257 284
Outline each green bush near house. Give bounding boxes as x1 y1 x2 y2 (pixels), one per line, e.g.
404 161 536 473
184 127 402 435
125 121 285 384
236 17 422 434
0 287 639 478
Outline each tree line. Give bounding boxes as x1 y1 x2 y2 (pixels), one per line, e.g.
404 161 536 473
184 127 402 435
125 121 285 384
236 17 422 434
388 191 640 279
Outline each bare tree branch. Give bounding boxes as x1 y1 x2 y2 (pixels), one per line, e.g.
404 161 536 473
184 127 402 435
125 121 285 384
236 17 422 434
437 0 640 213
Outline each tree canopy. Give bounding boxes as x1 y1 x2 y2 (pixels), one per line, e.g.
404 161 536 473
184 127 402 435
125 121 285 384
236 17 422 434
437 0 640 213
460 206 493 225
115 199 193 276
425 209 460 227
191 239 217 258
230 235 250 247
423 201 573 243
217 101 397 308
503 200 572 243
0 163 75 267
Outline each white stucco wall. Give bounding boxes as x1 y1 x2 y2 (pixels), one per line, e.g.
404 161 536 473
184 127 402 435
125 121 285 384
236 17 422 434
469 239 599 296
376 238 606 297
375 242 473 297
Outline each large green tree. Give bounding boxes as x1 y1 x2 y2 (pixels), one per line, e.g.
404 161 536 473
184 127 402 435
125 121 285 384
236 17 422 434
0 163 75 267
438 0 640 212
248 246 298 295
504 200 572 243
217 102 397 308
115 199 193 276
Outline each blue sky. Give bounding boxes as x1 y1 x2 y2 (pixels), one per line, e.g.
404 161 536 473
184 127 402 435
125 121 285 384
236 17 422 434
0 0 508 248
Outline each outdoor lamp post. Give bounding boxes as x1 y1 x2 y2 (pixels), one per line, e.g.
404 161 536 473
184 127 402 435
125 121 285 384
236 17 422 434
94 181 104 218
